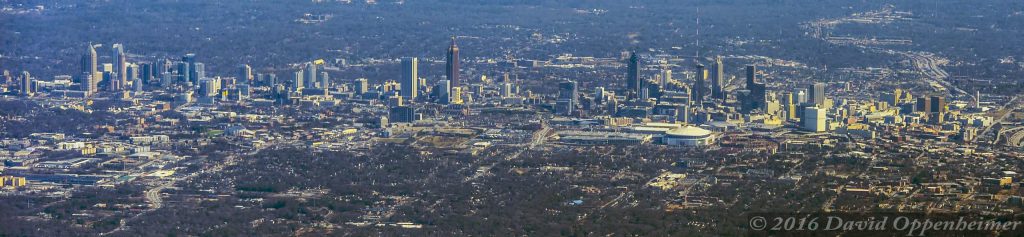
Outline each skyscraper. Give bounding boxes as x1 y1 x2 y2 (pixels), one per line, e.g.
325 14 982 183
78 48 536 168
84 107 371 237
975 91 981 108
105 72 120 91
293 70 304 92
437 79 451 104
320 72 329 90
199 78 217 98
626 51 641 98
929 96 946 124
401 57 418 101
446 36 460 89
693 64 706 105
112 44 127 86
239 64 252 85
20 71 32 96
916 97 931 113
177 62 191 84
161 72 173 88
660 69 672 85
194 63 206 81
802 106 826 132
743 65 767 113
265 73 277 87
795 89 807 104
127 63 139 84
783 92 796 120
355 78 369 95
594 87 605 105
82 44 98 81
501 82 514 97
809 83 825 106
141 63 153 85
556 80 578 116
745 65 757 90
159 58 173 76
182 53 197 84
711 56 725 100
304 62 317 89
81 72 97 95
133 78 144 92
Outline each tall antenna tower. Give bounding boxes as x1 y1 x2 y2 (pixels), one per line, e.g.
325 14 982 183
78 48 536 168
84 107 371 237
695 7 701 59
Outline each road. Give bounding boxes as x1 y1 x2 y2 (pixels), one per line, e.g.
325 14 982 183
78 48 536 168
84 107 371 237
464 123 550 183
976 95 1022 143
100 144 270 236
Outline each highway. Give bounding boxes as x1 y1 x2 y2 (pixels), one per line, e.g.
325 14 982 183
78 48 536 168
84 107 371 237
976 95 1022 144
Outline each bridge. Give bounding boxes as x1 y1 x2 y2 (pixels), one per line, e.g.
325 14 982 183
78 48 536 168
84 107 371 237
996 126 1024 147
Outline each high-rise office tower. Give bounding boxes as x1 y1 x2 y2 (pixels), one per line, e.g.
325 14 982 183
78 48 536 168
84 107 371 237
594 87 605 105
81 72 97 95
194 63 206 81
133 78 143 92
239 64 252 85
893 88 903 104
930 96 946 124
916 97 931 113
127 63 139 84
693 64 706 105
401 57 418 101
711 56 725 100
141 63 153 85
182 54 197 83
105 72 120 91
320 72 329 89
451 87 464 104
20 71 32 96
266 73 277 87
802 106 826 132
677 105 691 123
745 65 757 90
929 96 945 114
743 65 767 113
355 78 369 95
556 80 578 116
304 62 317 89
199 78 217 98
437 79 451 104
626 51 641 98
159 58 173 75
148 62 159 80
795 89 807 104
177 62 190 84
660 69 672 86
82 44 98 81
501 82 514 97
809 83 825 106
112 44 127 85
293 70 304 92
161 72 173 88
446 36 461 88
782 92 796 119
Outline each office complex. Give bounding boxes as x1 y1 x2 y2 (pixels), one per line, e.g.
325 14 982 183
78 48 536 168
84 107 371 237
401 57 418 101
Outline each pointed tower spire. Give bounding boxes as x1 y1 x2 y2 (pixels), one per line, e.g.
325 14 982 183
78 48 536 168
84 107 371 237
446 35 461 88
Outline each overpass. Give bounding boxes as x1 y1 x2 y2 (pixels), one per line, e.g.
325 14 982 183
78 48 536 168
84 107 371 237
996 126 1024 147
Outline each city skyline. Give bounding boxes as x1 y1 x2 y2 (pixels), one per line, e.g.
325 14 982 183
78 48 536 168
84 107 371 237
1 1 1023 236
